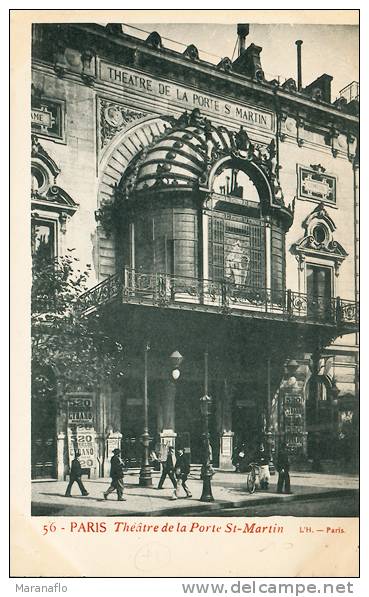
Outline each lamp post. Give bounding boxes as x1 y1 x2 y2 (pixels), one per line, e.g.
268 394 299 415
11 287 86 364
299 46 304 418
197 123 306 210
170 350 183 381
139 341 152 487
200 348 214 502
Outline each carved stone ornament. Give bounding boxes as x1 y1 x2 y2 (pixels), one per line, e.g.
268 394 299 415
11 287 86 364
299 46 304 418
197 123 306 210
292 203 347 275
216 57 232 72
100 99 147 149
31 135 78 227
298 164 336 205
183 44 199 60
145 31 163 49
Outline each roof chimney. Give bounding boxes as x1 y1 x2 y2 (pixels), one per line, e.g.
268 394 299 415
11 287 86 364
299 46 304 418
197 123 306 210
304 74 333 103
232 42 265 82
295 40 303 91
237 24 249 56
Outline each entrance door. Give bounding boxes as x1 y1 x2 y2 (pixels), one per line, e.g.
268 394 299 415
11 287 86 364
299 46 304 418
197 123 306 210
31 372 57 479
232 385 262 461
175 380 218 465
306 265 333 322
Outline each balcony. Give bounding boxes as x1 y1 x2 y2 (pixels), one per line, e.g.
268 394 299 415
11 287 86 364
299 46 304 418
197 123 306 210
78 268 358 333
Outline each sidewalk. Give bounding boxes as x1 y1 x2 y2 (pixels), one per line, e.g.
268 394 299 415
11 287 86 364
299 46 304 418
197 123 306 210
31 469 359 517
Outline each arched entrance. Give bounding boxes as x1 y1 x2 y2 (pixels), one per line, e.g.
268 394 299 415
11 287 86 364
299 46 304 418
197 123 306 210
31 367 57 479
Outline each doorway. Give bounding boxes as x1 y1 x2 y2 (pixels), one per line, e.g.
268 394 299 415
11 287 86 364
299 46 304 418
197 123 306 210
31 369 57 479
175 380 218 465
306 264 333 322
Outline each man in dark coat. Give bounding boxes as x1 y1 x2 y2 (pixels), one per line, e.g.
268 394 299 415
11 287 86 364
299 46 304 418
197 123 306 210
276 443 291 494
65 452 89 497
256 444 270 490
103 448 126 501
175 448 192 498
157 446 177 496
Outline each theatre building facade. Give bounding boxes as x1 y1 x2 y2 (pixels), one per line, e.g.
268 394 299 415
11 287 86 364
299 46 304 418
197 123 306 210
30 23 359 480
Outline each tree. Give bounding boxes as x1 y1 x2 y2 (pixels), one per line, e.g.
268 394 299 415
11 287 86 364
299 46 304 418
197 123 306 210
31 248 124 393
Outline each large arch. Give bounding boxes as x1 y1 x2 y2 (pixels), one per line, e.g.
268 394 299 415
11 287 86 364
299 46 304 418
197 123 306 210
96 116 172 279
98 115 172 207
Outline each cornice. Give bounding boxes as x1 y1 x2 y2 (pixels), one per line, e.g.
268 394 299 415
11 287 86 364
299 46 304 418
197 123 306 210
32 23 359 135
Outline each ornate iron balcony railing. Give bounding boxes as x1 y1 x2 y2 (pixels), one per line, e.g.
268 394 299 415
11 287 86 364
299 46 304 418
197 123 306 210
78 268 359 330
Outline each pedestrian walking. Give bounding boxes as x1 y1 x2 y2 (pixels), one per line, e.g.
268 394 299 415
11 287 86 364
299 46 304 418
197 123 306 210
276 443 292 494
65 452 89 497
175 448 192 498
232 441 247 473
149 445 161 471
103 448 126 501
157 445 177 499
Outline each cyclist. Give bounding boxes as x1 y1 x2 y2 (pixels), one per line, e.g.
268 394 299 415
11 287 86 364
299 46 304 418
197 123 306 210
255 443 270 490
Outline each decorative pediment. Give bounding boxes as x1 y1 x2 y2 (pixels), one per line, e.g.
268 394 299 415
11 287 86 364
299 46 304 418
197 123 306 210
31 135 78 219
302 202 336 233
32 134 60 179
292 203 348 275
32 185 78 213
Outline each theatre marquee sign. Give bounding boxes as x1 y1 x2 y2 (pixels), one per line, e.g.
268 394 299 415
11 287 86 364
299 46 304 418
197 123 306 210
99 61 275 133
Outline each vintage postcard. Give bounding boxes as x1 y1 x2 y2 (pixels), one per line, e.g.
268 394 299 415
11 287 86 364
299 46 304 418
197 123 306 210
11 9 359 578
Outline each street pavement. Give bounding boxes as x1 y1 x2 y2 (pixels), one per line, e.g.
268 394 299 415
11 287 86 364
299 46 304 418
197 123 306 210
31 468 359 517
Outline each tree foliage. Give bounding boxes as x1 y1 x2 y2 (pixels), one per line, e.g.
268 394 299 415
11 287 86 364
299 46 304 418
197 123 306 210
32 249 124 393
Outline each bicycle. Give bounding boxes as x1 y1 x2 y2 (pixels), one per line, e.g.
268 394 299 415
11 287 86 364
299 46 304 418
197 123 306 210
246 462 260 494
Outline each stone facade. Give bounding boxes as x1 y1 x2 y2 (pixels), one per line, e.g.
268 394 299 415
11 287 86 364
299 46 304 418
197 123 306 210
31 23 359 479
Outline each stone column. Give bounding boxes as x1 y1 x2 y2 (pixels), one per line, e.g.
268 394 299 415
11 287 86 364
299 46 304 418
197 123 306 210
57 432 66 480
219 378 234 470
264 356 275 463
129 222 135 270
157 379 177 456
202 210 209 281
265 218 272 290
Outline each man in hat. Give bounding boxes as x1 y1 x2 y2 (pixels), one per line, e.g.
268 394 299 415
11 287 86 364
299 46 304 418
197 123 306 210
65 452 89 497
276 443 292 494
175 448 192 498
256 443 270 490
158 446 177 498
103 448 126 501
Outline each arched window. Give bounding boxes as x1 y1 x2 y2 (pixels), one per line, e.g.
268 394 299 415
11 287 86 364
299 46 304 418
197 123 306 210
213 167 260 203
208 163 265 288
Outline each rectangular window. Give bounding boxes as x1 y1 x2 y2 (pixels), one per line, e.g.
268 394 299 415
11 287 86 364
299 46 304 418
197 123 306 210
31 219 56 264
173 213 198 279
208 213 265 287
208 216 224 281
306 264 333 321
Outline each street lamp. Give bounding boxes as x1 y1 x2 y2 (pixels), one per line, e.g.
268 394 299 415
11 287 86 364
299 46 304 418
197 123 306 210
170 350 183 381
139 341 152 487
200 348 214 502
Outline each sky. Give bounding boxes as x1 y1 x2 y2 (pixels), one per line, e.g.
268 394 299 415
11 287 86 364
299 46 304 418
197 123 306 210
125 22 358 100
